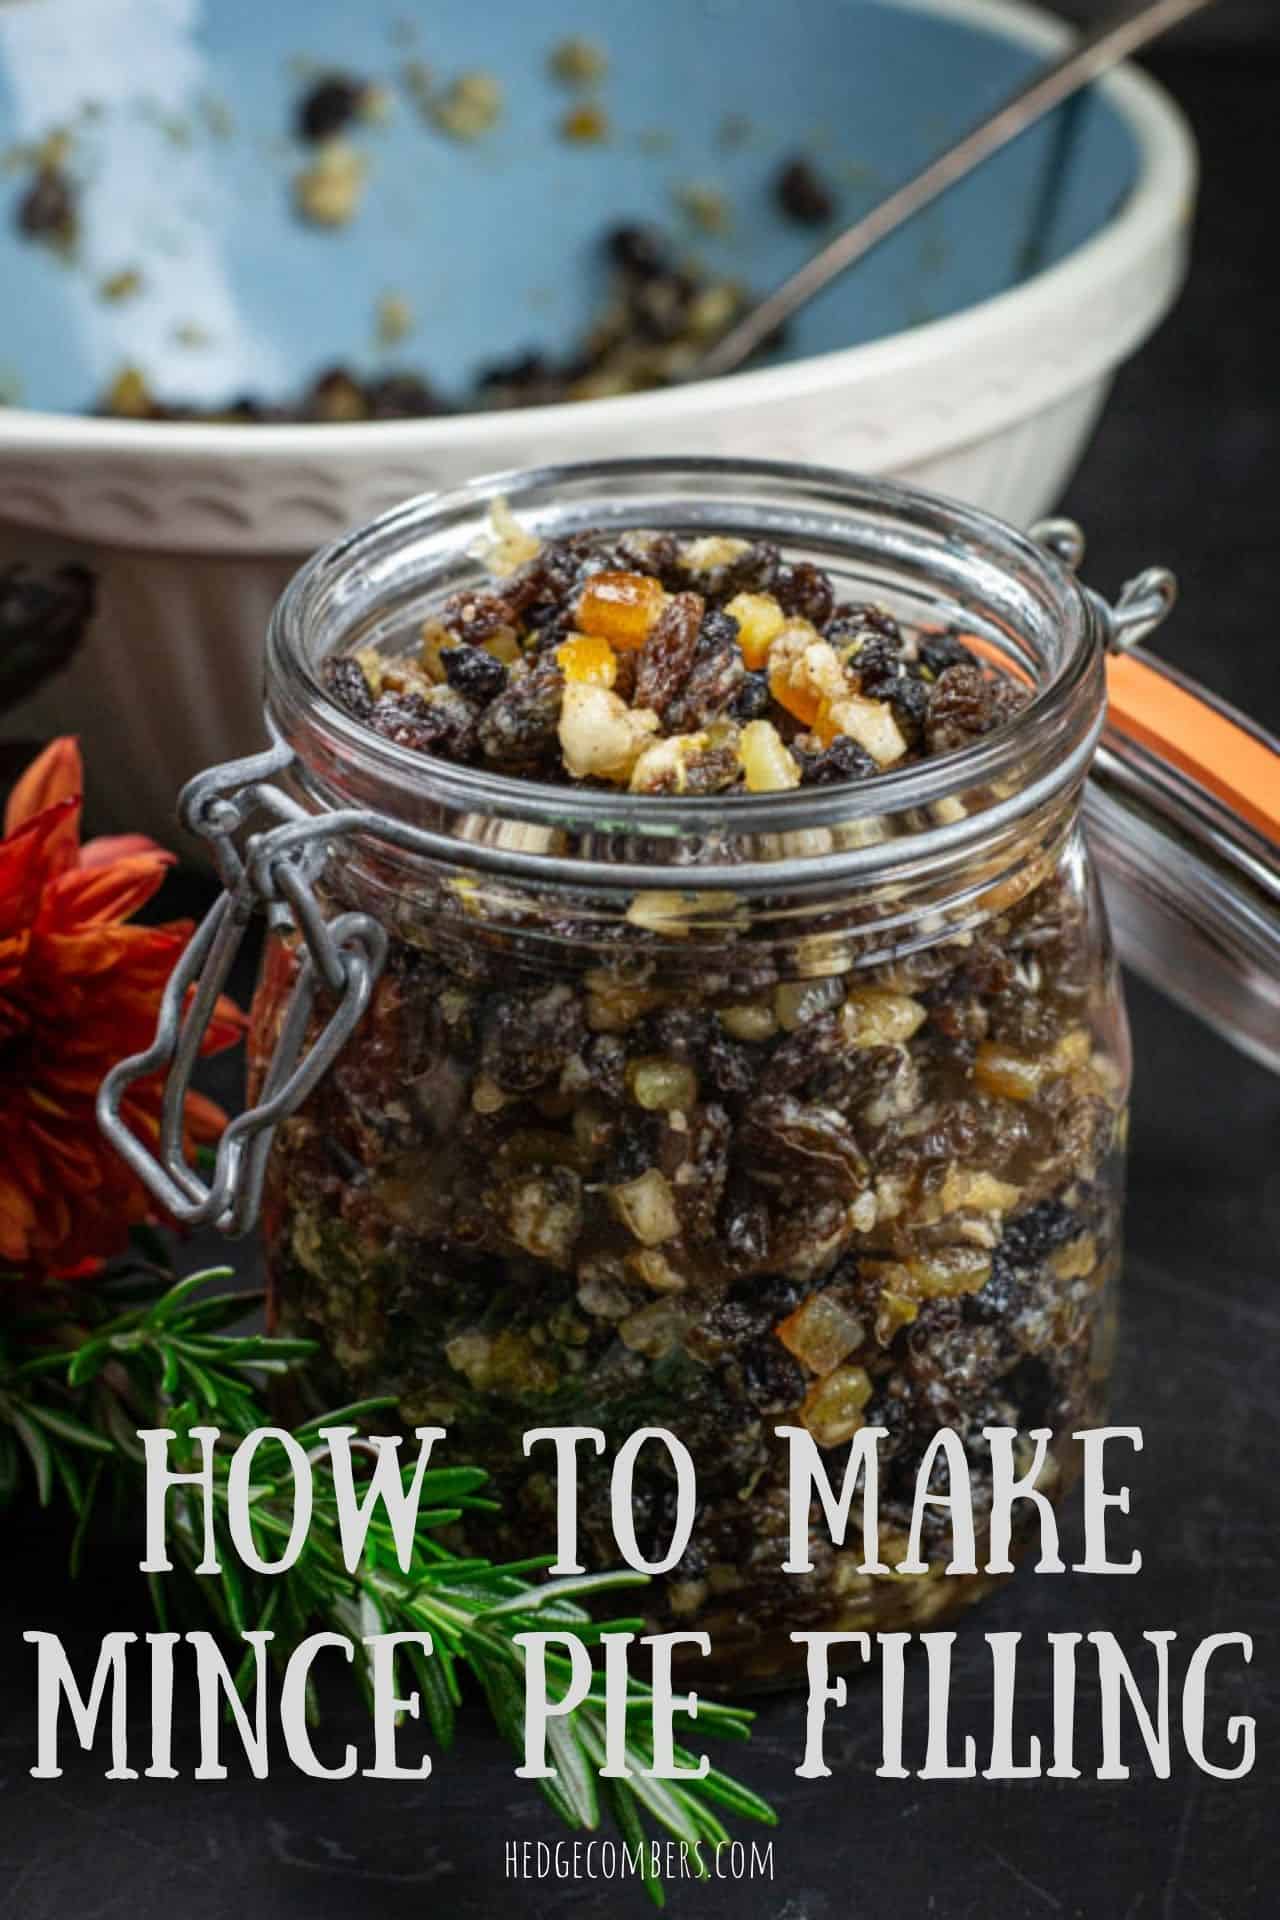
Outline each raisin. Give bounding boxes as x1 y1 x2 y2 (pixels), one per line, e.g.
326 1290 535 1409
863 1383 916 1461
442 642 508 703
673 1103 731 1239
506 541 581 624
606 1110 662 1183
607 223 670 277
736 1339 806 1414
918 630 974 678
731 670 771 719
850 637 903 695
680 741 741 794
774 561 835 627
703 1031 756 1097
925 663 1030 757
679 541 777 600
829 602 902 645
440 589 518 644
478 660 564 769
886 673 931 736
796 736 877 786
775 156 836 225
304 367 368 421
720 1172 771 1269
365 373 445 418
367 688 478 759
613 530 682 583
322 655 375 721
739 1095 867 1198
1002 1199 1079 1264
921 989 988 1062
758 1016 842 1094
474 350 557 402
633 1486 707 1576
924 663 996 756
634 591 704 714
806 1043 902 1110
297 76 366 143
480 984 585 1093
722 542 782 598
583 1033 628 1102
664 612 744 730
630 272 697 343
963 1247 1025 1325
16 166 77 247
645 1008 714 1060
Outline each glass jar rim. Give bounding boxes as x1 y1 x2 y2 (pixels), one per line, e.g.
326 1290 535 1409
264 457 1108 890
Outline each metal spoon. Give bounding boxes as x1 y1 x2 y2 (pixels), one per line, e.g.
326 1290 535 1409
696 0 1217 381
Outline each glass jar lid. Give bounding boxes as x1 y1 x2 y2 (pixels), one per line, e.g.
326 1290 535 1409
1086 644 1280 1074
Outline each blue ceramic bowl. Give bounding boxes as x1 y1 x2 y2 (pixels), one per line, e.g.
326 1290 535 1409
0 0 1197 847
0 0 1144 415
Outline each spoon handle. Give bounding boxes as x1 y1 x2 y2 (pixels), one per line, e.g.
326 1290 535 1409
696 0 1217 380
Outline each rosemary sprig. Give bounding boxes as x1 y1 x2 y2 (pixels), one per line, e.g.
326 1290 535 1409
0 1263 775 1905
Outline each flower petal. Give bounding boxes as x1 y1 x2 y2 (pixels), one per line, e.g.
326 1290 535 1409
4 736 83 836
79 832 165 869
43 849 175 929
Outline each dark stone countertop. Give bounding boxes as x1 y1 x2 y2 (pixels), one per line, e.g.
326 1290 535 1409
2 45 1277 1920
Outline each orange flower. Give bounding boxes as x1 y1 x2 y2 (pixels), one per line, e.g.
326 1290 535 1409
0 738 244 1278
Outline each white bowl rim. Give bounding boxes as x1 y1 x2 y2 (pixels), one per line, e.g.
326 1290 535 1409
0 0 1196 464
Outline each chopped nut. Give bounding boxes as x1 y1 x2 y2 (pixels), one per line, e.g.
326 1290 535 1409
800 1365 873 1447
584 977 668 1031
839 989 927 1048
557 681 659 782
623 890 744 938
739 718 800 791
98 267 142 303
774 977 844 1031
726 591 786 668
294 139 367 226
549 36 609 86
974 1041 1044 1101
432 71 503 140
618 1299 685 1357
609 1168 680 1245
1050 1233 1098 1279
674 181 730 234
626 1057 699 1112
470 497 541 577
376 291 414 345
718 1001 778 1043
938 1167 1022 1215
627 1248 686 1293
818 693 908 767
629 729 730 795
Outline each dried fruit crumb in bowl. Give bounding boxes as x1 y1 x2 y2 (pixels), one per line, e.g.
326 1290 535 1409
104 459 1208 1689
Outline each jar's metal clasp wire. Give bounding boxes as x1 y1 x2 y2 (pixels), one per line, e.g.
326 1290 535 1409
1030 516 1178 653
96 741 389 1236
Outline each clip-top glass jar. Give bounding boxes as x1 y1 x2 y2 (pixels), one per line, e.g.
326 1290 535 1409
100 460 1180 1690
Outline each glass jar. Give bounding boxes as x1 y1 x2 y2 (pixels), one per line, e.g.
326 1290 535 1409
101 460 1180 1691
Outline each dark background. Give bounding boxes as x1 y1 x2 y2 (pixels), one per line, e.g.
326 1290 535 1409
2 28 1278 1920
1058 0 1278 42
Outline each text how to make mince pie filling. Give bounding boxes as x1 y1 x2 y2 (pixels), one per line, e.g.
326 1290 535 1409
236 463 1129 1689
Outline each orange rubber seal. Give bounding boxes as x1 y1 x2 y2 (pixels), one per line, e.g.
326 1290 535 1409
1105 653 1280 843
